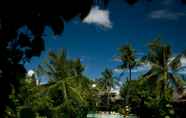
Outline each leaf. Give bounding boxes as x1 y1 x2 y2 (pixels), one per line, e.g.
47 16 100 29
49 16 64 35
169 54 182 71
31 36 44 56
27 16 44 36
18 33 31 47
125 0 138 5
79 0 93 19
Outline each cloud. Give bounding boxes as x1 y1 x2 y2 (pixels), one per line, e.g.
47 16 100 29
177 57 186 74
79 55 92 63
149 9 185 20
112 57 122 62
79 56 86 62
169 56 186 74
113 68 123 73
169 56 186 66
114 56 186 75
180 57 186 66
113 63 151 73
83 6 112 28
132 63 151 72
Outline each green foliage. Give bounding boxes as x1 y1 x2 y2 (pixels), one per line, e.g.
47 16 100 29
117 44 140 83
143 39 186 99
35 49 95 117
120 76 177 117
118 44 136 68
95 69 118 110
97 69 115 92
7 39 186 118
4 49 97 118
18 106 36 118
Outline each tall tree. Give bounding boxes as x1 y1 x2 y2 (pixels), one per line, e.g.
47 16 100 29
97 69 116 110
37 49 90 117
143 39 185 99
117 44 137 81
0 0 93 115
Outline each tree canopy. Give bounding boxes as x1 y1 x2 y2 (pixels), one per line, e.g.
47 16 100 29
0 0 93 115
1 0 186 117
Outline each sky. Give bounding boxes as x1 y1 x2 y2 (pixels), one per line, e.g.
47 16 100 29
25 0 186 80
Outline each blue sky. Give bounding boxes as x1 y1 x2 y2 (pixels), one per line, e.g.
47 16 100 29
25 0 186 79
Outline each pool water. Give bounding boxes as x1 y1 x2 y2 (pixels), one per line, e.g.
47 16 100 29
87 113 137 118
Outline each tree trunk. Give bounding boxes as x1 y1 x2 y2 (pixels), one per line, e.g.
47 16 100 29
125 81 129 105
161 71 167 98
129 65 132 81
107 90 110 111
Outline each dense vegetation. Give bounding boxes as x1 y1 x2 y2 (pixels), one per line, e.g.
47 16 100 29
1 0 186 117
3 39 185 118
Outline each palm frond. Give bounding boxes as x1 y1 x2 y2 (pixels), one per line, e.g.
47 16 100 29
143 67 160 80
169 54 182 71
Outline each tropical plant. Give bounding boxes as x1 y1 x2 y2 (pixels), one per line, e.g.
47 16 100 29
120 78 176 118
116 44 140 106
119 39 186 118
143 39 186 99
117 44 138 81
5 74 42 118
37 49 92 117
98 69 115 92
96 69 117 110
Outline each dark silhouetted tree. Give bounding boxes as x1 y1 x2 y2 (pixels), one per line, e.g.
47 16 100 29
0 0 93 116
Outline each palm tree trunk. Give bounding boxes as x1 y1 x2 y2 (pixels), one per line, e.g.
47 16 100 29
161 48 168 98
126 65 131 105
125 84 129 105
107 90 110 111
162 71 167 98
129 65 132 81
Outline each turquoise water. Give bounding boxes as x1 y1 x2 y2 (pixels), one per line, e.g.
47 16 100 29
87 113 137 118
87 114 123 118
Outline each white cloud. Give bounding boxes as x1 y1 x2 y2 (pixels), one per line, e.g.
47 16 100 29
113 63 151 73
79 56 88 62
180 57 186 66
83 6 112 28
132 63 151 72
113 68 123 73
112 57 122 62
149 9 185 20
178 57 186 74
169 56 186 66
114 56 186 75
169 56 186 74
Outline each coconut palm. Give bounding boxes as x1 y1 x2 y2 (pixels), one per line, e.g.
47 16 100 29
117 44 138 81
37 49 89 117
116 44 140 106
143 39 185 99
99 69 115 92
96 69 116 110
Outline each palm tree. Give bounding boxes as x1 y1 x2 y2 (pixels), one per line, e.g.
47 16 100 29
143 39 185 99
116 44 140 106
97 69 115 110
117 44 137 81
37 49 89 117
